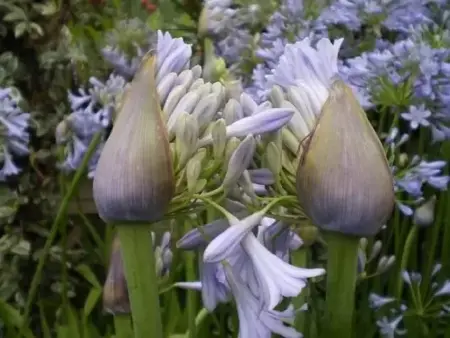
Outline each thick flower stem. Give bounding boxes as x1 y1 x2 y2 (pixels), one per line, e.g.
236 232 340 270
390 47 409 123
114 315 134 338
116 224 163 338
291 248 309 335
322 232 359 338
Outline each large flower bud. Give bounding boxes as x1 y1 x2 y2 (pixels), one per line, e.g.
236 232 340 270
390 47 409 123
93 55 174 223
295 80 395 237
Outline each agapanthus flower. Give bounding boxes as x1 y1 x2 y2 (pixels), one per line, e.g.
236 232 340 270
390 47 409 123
179 203 324 311
392 157 449 215
376 315 407 338
57 74 127 177
0 87 30 180
177 215 311 338
101 18 156 79
248 0 328 102
200 0 258 75
340 36 450 139
319 0 431 33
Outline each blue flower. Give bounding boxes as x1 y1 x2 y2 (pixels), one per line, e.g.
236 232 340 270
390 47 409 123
59 74 127 177
0 87 30 180
401 105 431 129
101 19 156 79
248 0 328 102
319 0 431 33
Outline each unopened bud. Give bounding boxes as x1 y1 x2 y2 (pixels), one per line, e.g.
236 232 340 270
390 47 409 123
296 80 395 237
93 55 175 223
103 235 130 314
413 196 436 227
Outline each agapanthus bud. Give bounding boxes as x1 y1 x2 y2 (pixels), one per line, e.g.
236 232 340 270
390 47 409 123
295 80 395 237
413 196 436 227
103 235 130 314
93 55 174 223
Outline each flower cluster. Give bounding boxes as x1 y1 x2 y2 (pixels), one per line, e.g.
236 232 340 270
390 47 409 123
0 87 30 180
57 74 127 177
101 19 157 79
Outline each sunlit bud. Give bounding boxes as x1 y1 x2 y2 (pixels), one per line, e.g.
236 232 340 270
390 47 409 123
376 255 396 274
295 80 395 237
223 135 256 190
223 98 243 125
368 240 383 262
223 137 241 170
211 119 227 159
413 195 436 227
265 142 282 178
186 156 202 194
175 113 199 169
359 238 368 252
270 85 285 108
297 225 319 247
93 56 174 223
398 153 409 167
103 235 130 314
238 170 258 201
55 119 70 144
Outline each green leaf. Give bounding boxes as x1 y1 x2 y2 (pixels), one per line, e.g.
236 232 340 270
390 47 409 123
0 298 34 338
30 22 44 36
3 10 27 22
14 22 28 38
0 206 16 219
75 264 101 288
83 287 102 318
32 2 58 16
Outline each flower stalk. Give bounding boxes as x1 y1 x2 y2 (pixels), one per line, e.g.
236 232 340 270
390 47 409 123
321 231 360 338
116 223 163 338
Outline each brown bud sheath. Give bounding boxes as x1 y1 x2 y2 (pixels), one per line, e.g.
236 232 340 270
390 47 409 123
103 235 130 314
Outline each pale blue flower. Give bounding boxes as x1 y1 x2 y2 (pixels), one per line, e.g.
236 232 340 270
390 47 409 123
376 315 407 338
369 293 396 309
0 87 30 180
59 74 127 177
248 0 328 102
319 0 431 33
101 18 156 79
223 264 302 338
401 105 431 129
202 0 256 73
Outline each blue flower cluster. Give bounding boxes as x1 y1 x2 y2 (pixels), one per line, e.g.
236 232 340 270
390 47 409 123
58 74 126 177
0 88 30 181
203 0 449 217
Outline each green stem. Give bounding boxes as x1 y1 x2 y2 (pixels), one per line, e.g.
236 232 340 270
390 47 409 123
291 248 309 336
321 232 359 338
395 224 418 299
114 315 134 338
184 221 197 338
117 224 163 338
20 132 102 335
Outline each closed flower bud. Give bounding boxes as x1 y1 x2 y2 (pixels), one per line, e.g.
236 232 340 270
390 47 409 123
297 225 319 247
296 80 395 237
103 235 130 315
413 196 436 227
93 56 174 223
